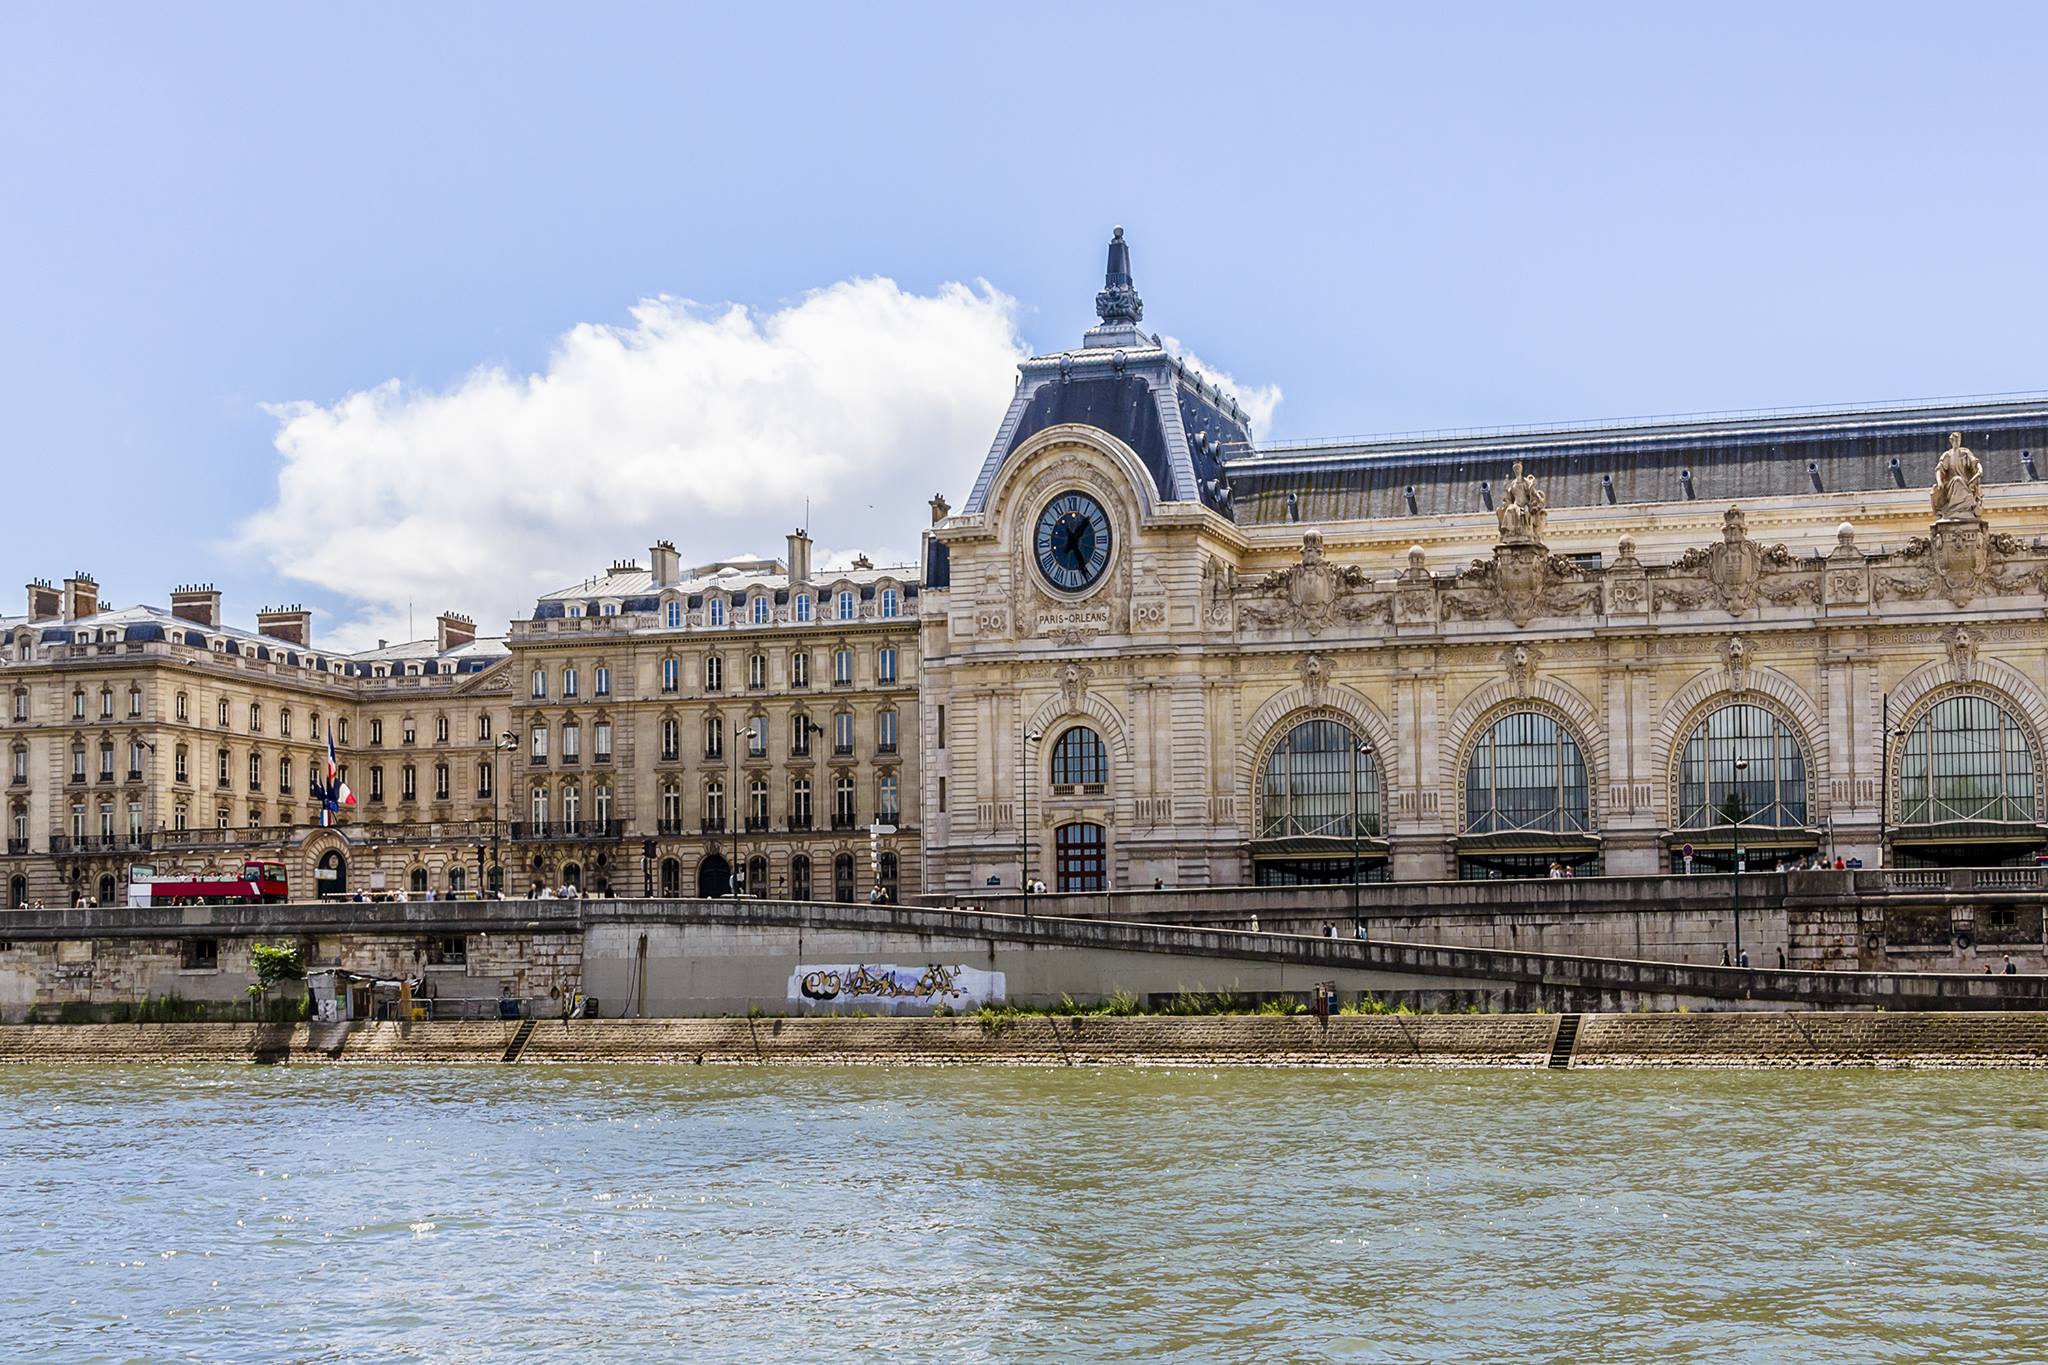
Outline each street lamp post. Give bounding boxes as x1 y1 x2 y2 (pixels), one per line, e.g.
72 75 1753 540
1021 731 1041 905
1351 741 1374 939
730 720 759 898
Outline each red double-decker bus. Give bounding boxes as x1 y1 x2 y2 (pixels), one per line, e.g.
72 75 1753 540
128 861 290 906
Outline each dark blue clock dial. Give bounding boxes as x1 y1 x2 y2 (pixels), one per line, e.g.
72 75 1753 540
1034 491 1113 592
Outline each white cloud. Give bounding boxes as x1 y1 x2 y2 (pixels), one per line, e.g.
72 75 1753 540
239 278 1030 649
1160 336 1283 440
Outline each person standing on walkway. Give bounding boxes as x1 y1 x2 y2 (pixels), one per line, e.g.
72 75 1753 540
2006 955 2019 974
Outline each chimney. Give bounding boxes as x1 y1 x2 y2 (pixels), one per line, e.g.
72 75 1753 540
256 605 312 646
930 493 950 525
649 539 681 588
785 529 813 586
62 573 99 621
436 611 476 652
170 584 221 629
25 579 60 622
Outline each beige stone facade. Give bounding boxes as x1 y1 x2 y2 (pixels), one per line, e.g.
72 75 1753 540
920 236 2048 892
506 531 921 903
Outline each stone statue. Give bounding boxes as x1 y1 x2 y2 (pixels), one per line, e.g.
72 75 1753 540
1496 462 1547 545
1931 431 1984 520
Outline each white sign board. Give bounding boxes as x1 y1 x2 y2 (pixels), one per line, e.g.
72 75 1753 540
789 963 1005 1014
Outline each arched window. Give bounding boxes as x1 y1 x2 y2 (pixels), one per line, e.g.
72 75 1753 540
1464 712 1589 835
661 717 681 762
448 866 466 894
747 855 767 896
1055 822 1106 892
410 867 428 893
661 657 679 692
877 851 899 901
1050 726 1108 791
660 858 681 897
833 852 856 902
791 854 812 899
1899 694 2039 850
98 874 116 905
8 874 25 908
1258 718 1377 839
1676 704 1808 830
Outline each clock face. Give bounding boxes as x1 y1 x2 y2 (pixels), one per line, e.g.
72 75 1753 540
1034 491 1114 593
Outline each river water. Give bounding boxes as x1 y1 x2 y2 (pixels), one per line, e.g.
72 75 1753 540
3 1065 2046 1362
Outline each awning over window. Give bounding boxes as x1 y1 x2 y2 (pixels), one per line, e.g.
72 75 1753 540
1892 821 2048 846
1453 831 1602 856
1660 825 1823 850
1248 835 1389 860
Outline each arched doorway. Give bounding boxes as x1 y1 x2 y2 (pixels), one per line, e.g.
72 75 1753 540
833 852 855 903
8 874 24 908
660 857 681 897
697 853 731 898
562 862 582 890
448 866 467 896
316 848 348 898
409 867 428 894
97 873 117 906
790 854 811 900
746 856 767 898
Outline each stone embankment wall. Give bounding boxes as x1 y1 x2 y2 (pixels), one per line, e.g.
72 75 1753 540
5 1013 2048 1068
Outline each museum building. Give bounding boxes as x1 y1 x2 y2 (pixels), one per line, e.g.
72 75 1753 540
915 229 2048 891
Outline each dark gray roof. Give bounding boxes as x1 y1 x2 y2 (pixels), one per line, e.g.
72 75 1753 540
1222 395 2048 525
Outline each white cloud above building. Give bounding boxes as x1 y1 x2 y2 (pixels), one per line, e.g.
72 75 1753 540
238 278 1035 649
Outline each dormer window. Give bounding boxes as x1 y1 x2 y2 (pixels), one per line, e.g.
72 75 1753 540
751 596 769 625
881 587 899 619
795 594 812 623
709 598 727 628
838 591 855 621
665 600 682 629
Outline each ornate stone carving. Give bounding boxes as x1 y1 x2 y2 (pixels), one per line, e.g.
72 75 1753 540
1931 431 1984 520
1298 652 1328 700
1495 461 1548 546
1450 548 1598 627
1055 662 1094 714
973 607 1008 634
1131 597 1167 630
1946 625 1979 681
1723 636 1750 694
1200 556 1235 630
1241 529 1373 635
1503 643 1539 697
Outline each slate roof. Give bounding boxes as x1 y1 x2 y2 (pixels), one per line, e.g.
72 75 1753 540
1222 394 2048 526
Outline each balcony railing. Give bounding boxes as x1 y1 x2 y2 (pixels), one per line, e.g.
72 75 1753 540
831 814 858 831
656 818 686 835
745 816 770 832
125 769 142 781
6 839 29 855
788 816 813 832
508 819 623 842
50 833 154 854
701 816 726 833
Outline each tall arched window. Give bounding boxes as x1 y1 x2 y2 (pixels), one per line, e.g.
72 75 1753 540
1676 704 1808 829
1897 694 2040 866
660 858 681 897
1464 712 1589 835
791 853 812 900
747 855 767 897
833 852 856 902
1050 726 1108 791
1258 718 1377 840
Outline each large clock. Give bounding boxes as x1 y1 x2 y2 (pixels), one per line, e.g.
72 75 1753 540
1033 491 1114 593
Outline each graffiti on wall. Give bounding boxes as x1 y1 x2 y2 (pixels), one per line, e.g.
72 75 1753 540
789 963 1005 1012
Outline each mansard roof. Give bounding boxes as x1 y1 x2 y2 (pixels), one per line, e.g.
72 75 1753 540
1224 394 2048 527
963 228 1253 518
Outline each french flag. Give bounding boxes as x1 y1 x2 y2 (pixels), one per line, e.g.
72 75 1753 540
319 729 355 826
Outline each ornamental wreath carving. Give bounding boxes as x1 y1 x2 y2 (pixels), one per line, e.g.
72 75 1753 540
1446 548 1598 627
1240 529 1374 636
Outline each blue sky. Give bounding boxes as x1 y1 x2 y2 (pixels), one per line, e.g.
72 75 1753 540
3 2 2044 645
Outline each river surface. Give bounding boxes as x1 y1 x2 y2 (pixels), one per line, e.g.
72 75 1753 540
3 1065 2047 1362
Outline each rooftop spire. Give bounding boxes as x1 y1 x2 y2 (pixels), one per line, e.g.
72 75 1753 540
1094 225 1143 325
